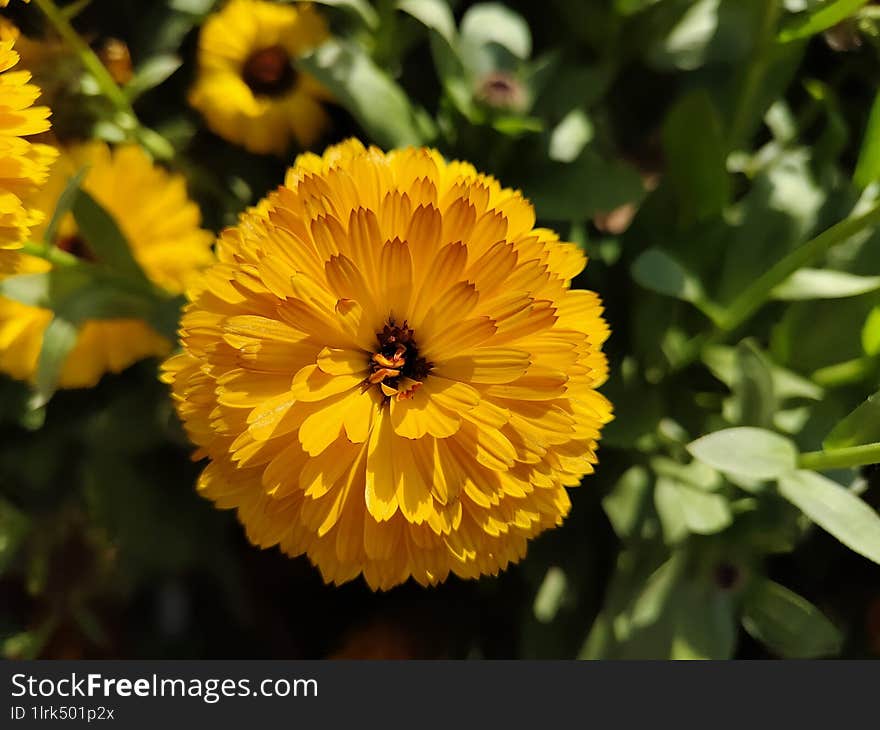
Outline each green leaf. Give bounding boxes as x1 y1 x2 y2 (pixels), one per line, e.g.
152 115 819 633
648 0 722 71
168 0 217 13
615 0 662 14
0 268 176 339
676 487 732 535
731 340 776 428
771 268 880 299
71 188 152 287
34 317 79 405
862 306 880 356
655 476 732 543
124 54 182 101
0 497 30 575
654 478 688 545
824 391 880 449
308 0 379 28
397 0 456 44
703 344 823 401
670 582 736 660
631 248 705 303
298 41 427 148
43 167 88 246
662 90 730 224
460 2 532 60
778 470 880 565
854 91 880 190
491 115 542 137
523 150 644 221
533 566 568 623
0 268 91 309
603 466 651 540
400 1 478 120
651 456 723 492
548 109 594 163
742 579 842 658
687 427 798 480
778 0 870 43
629 552 687 629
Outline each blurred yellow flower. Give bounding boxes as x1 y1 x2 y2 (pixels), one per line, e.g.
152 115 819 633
0 143 215 388
189 0 331 156
0 18 69 108
0 36 56 252
163 139 612 590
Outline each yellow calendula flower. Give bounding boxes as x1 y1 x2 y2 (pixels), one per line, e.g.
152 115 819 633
163 139 612 591
189 0 331 155
0 142 215 388
0 35 56 253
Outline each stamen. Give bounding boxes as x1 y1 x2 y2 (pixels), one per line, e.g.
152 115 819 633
368 319 432 400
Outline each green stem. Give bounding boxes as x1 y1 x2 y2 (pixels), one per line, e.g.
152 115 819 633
719 199 880 333
33 0 129 110
799 442 880 471
20 242 78 267
33 0 173 160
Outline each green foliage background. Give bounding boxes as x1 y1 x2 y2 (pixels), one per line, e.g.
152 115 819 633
3 0 880 659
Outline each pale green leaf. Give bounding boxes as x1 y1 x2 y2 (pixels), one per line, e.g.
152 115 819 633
742 579 842 658
778 470 880 565
298 41 427 148
43 168 88 246
854 90 880 190
308 0 378 28
603 466 651 540
778 0 870 43
71 188 151 287
34 317 80 405
862 306 880 356
687 427 798 480
549 109 594 163
460 2 532 60
655 476 732 542
824 391 880 449
124 54 182 101
397 0 456 44
771 268 880 300
533 567 568 624
631 248 705 303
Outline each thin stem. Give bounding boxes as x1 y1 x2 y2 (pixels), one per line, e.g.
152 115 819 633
799 442 880 471
718 199 880 333
33 0 129 110
32 0 173 160
20 241 78 267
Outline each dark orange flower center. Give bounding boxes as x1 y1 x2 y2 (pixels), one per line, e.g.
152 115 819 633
368 320 431 400
57 234 96 262
242 45 297 97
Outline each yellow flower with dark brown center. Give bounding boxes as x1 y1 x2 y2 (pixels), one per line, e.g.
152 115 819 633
189 0 331 155
0 142 214 388
0 35 57 255
162 139 612 591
